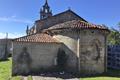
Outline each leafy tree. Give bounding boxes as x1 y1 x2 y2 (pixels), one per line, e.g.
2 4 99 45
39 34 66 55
108 27 120 45
118 22 120 30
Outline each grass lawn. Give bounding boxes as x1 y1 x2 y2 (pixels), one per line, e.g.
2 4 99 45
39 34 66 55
0 58 12 80
0 57 120 80
0 58 23 80
80 77 120 80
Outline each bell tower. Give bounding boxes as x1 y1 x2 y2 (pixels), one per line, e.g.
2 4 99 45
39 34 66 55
40 0 52 19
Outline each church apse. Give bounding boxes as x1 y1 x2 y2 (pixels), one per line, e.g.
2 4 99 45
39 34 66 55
80 30 106 75
12 0 110 76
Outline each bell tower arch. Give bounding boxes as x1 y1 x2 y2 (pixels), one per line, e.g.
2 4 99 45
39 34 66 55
40 0 52 19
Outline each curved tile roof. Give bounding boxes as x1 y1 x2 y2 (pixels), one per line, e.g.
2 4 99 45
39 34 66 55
14 33 59 43
47 20 109 31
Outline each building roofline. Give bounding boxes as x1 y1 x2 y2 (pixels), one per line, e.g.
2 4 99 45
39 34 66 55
35 9 87 23
44 20 110 32
13 33 60 43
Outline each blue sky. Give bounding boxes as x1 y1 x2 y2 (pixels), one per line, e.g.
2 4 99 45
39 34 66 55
0 0 120 38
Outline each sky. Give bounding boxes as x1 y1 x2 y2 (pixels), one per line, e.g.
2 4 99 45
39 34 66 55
0 0 120 38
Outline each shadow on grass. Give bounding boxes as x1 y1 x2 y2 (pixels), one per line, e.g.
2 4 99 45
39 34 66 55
0 58 9 62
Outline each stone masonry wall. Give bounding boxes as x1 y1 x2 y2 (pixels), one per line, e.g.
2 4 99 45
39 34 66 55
12 29 107 75
53 30 79 72
53 29 106 74
0 39 12 60
35 11 82 32
79 29 106 75
12 42 61 75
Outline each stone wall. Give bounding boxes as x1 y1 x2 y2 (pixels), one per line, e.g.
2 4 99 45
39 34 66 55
12 29 107 75
53 30 79 72
79 29 106 75
35 11 82 32
12 42 61 75
0 39 12 60
53 29 107 74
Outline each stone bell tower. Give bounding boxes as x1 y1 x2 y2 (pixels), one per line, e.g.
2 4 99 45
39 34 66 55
40 0 52 19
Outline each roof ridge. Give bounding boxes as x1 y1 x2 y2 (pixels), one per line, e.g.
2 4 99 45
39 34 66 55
36 9 87 22
45 20 109 31
14 32 60 43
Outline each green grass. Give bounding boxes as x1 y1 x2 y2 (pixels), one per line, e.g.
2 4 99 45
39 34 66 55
28 76 33 80
80 77 120 80
0 58 23 80
0 58 12 80
0 57 120 80
11 76 22 80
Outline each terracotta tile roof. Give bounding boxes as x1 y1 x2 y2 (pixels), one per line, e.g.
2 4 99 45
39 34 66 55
14 33 59 43
47 20 109 30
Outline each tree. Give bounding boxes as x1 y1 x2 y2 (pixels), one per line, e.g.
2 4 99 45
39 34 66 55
108 27 120 45
118 22 120 31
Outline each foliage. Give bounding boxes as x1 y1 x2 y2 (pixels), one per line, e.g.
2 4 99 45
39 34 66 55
118 22 120 30
108 28 120 45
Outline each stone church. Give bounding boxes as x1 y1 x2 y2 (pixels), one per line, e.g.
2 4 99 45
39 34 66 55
12 0 110 75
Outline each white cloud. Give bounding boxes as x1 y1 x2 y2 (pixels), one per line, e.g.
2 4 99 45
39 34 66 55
0 17 9 21
0 32 25 39
0 16 33 24
11 15 16 18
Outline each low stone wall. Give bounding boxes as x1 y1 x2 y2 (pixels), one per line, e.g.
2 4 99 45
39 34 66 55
0 39 12 60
